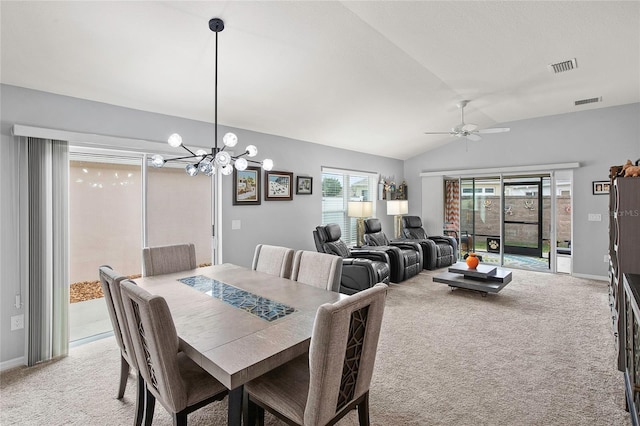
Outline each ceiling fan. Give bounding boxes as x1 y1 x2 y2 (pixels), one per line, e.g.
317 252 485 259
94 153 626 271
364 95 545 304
424 100 510 141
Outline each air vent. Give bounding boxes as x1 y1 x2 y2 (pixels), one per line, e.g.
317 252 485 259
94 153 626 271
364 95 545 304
575 97 602 106
548 58 578 73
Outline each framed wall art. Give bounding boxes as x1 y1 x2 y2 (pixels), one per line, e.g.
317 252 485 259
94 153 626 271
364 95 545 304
592 180 610 195
233 166 261 205
296 176 313 195
265 171 293 201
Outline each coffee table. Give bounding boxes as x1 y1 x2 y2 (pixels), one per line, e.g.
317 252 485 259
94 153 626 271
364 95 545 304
433 262 512 295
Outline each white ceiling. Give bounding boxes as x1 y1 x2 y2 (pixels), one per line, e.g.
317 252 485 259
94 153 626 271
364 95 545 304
2 1 639 160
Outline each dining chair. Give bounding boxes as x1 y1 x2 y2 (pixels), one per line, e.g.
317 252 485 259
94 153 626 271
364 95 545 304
244 283 388 426
142 243 197 277
98 265 145 426
119 279 228 426
291 250 343 292
251 244 294 279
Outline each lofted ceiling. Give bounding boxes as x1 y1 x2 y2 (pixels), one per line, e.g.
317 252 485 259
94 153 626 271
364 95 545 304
1 1 639 160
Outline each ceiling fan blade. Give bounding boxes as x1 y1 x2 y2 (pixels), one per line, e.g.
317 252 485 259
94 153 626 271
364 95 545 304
462 123 478 132
424 131 455 135
477 127 510 134
465 134 482 142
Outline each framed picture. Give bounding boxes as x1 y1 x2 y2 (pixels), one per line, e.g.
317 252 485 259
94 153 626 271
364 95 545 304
296 176 313 195
265 171 293 201
592 180 610 195
233 166 261 205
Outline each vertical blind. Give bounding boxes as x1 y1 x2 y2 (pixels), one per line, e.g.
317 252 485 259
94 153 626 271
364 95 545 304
26 137 69 365
321 167 377 246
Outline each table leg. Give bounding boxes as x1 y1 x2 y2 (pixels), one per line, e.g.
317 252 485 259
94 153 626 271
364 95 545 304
228 386 243 426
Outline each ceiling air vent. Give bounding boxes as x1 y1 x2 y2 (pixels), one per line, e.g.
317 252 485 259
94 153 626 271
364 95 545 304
575 97 602 106
548 58 578 73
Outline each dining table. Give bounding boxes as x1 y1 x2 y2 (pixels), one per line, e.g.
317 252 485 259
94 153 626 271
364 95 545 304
132 263 347 425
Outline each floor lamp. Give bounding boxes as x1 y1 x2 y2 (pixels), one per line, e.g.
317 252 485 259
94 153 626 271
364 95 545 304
347 201 373 247
387 200 409 239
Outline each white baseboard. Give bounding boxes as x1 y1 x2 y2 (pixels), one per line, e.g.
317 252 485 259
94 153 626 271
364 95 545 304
1 356 25 372
573 273 608 282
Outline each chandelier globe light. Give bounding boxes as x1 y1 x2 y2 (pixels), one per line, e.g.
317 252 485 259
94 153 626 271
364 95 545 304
150 18 273 176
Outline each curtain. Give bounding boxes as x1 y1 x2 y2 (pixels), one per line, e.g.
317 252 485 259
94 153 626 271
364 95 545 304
444 179 460 232
26 137 69 365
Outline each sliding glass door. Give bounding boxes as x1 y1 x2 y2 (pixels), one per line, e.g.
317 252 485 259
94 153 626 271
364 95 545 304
146 164 212 267
503 177 543 257
68 153 143 341
459 177 501 257
450 173 559 272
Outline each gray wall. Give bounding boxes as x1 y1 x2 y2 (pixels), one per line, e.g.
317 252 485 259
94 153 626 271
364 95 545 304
404 102 640 278
0 84 403 364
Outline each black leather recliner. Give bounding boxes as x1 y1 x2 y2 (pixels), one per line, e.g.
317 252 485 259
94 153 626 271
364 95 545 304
363 218 423 282
313 224 391 295
402 215 458 270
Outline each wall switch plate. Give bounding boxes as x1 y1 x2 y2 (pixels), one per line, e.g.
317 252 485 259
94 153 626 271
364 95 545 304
231 220 241 230
10 314 24 331
604 254 609 263
588 213 602 222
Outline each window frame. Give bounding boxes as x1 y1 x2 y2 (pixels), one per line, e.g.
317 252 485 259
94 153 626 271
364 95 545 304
321 167 378 246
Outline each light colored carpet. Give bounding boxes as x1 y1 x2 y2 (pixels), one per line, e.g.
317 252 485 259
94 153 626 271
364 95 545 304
0 269 629 425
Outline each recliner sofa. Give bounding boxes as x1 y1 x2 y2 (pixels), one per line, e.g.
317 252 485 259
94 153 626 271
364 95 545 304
363 218 422 282
402 215 458 270
313 224 390 294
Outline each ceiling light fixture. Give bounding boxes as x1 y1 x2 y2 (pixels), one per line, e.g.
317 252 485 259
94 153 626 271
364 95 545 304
150 18 273 176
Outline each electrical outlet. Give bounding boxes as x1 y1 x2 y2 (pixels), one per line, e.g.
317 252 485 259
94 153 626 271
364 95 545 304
588 213 602 222
10 314 24 331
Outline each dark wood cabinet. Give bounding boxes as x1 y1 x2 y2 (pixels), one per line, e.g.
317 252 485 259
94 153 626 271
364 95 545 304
609 174 640 424
623 274 640 426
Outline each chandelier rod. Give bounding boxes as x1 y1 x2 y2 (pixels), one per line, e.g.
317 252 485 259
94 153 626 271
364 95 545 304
214 21 218 153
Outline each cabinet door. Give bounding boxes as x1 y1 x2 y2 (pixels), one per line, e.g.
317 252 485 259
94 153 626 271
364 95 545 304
616 178 640 275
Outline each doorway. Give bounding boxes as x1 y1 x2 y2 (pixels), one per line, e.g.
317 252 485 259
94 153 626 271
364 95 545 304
446 173 567 272
503 177 543 258
68 148 215 343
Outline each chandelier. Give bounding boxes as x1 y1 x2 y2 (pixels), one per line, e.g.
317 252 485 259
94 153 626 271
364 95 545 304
150 18 273 176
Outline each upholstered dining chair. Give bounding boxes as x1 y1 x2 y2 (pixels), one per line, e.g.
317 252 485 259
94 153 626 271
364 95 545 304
142 243 197 277
119 280 228 426
98 265 145 426
251 244 295 279
244 283 388 426
290 250 343 292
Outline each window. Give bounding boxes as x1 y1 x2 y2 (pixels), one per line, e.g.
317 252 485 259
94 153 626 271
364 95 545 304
462 187 495 195
321 167 377 246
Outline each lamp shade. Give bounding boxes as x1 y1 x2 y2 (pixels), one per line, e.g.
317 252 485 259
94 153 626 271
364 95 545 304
347 201 373 218
387 200 408 215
